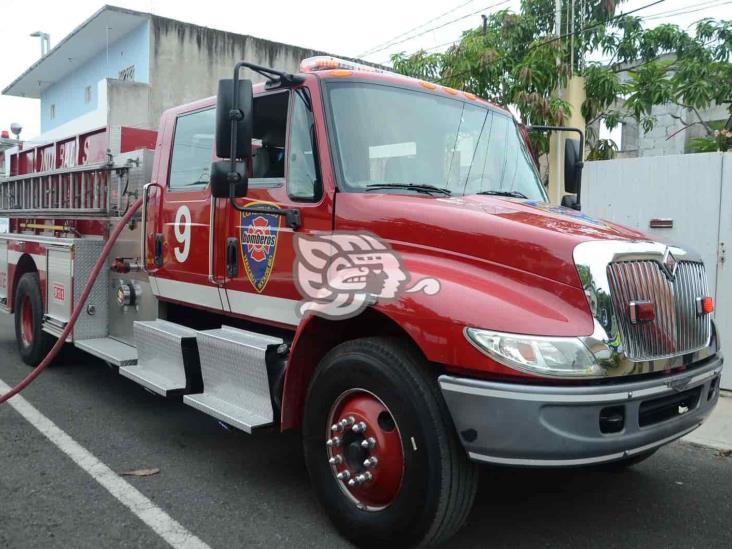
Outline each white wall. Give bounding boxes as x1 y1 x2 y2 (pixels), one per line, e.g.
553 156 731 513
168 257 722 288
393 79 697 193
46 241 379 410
583 152 732 389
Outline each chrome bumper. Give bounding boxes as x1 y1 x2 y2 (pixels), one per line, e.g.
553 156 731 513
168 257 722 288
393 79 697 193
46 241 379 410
439 354 723 467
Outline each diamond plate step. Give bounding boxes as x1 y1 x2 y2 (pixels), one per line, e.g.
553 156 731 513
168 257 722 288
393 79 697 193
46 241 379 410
183 326 283 433
119 320 201 397
75 337 138 366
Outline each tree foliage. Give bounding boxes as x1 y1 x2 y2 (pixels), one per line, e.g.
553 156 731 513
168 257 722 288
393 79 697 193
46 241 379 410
390 0 732 157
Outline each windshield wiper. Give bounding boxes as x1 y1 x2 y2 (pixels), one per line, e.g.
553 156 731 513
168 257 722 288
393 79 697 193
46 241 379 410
475 190 528 199
366 183 452 196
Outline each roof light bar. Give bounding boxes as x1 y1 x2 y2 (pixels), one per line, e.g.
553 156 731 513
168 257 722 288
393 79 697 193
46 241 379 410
300 56 397 76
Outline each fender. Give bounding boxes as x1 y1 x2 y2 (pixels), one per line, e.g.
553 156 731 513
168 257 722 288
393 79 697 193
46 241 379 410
374 249 594 367
280 249 593 430
6 241 48 311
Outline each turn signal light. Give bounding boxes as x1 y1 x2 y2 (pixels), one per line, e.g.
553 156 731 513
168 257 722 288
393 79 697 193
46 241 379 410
629 300 655 324
696 296 714 315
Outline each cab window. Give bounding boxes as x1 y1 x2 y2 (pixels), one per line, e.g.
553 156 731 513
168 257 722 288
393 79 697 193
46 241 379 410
168 108 215 189
251 92 288 183
287 91 319 201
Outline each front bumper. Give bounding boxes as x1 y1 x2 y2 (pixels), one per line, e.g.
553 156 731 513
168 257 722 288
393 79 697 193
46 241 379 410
439 354 723 467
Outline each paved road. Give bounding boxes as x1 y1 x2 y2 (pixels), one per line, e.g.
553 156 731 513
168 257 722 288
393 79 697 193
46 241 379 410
1 314 731 549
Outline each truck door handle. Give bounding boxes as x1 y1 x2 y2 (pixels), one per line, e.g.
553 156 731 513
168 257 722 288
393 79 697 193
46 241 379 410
226 237 239 278
154 233 164 267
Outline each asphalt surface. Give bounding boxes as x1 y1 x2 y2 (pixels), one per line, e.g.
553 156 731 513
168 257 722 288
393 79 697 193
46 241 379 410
1 313 731 549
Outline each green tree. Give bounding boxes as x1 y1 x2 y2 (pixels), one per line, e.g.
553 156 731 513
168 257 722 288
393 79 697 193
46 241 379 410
390 1 732 157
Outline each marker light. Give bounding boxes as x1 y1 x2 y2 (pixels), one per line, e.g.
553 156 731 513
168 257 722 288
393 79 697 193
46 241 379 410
629 300 655 324
465 328 605 378
697 296 714 315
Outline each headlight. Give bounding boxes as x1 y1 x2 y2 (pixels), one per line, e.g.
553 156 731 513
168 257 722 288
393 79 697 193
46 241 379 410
465 328 607 378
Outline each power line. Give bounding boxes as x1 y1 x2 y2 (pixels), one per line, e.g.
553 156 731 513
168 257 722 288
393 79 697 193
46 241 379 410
383 0 677 67
433 0 671 84
362 0 512 58
642 0 731 21
376 38 463 65
357 0 482 57
508 0 668 61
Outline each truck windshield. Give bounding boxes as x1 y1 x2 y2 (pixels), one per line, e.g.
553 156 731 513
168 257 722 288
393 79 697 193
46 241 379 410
326 81 547 201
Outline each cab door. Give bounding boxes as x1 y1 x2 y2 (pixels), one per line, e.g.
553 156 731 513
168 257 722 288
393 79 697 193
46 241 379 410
223 83 334 328
148 105 227 312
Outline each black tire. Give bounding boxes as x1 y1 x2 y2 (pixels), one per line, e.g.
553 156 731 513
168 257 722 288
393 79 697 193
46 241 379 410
303 337 478 548
14 272 54 367
596 449 658 471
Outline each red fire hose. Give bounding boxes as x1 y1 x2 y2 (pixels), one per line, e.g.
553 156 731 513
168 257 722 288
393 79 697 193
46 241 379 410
0 197 144 405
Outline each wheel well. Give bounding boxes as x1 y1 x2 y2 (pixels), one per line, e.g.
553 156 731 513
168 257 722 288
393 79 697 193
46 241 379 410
280 307 431 431
10 254 39 311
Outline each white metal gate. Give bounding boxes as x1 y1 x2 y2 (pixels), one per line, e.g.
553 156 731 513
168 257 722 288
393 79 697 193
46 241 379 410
583 152 731 389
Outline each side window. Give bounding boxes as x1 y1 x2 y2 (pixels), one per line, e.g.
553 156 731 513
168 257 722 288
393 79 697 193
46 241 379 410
251 92 289 183
287 92 319 201
169 108 215 189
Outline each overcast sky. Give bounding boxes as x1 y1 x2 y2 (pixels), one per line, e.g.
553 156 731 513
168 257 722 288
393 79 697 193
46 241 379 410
1 0 730 138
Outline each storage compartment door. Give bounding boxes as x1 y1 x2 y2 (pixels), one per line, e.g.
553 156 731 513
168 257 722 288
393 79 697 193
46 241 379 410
47 248 73 327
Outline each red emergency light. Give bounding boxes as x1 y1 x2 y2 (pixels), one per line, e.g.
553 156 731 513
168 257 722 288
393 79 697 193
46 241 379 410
1 130 9 139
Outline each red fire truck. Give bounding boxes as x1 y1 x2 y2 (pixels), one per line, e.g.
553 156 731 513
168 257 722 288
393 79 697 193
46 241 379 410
0 57 724 547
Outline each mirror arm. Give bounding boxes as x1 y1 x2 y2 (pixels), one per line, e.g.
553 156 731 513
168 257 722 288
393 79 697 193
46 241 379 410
229 199 302 230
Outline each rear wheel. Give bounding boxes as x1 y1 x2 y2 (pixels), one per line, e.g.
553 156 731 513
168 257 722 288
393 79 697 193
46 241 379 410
14 272 53 366
303 337 478 548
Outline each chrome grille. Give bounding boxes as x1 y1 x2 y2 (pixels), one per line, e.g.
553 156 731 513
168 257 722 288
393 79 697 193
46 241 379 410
606 261 710 360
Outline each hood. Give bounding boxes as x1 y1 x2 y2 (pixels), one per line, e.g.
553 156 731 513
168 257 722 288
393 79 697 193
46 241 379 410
334 193 650 288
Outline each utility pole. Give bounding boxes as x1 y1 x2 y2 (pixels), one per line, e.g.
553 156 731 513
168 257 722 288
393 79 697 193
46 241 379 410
547 0 586 206
548 0 563 204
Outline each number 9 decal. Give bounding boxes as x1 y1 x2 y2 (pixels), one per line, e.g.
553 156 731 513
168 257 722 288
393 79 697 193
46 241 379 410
174 205 191 263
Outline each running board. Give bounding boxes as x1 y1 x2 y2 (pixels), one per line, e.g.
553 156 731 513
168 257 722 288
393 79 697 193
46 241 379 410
183 326 283 433
119 320 201 397
75 337 138 366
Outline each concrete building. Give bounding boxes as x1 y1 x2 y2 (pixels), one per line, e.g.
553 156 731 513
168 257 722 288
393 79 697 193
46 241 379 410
599 57 729 158
2 5 337 141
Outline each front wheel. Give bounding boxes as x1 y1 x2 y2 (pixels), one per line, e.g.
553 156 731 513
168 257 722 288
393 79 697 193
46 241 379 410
14 272 54 366
303 337 478 548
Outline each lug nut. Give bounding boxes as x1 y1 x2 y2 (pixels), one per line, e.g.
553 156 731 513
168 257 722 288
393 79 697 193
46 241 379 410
326 436 342 448
331 423 344 433
336 470 351 481
348 471 373 488
352 421 368 434
339 416 356 428
360 437 376 449
329 455 343 465
363 457 378 469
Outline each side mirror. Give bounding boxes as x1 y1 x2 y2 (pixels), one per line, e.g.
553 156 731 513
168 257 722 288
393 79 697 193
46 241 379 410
214 78 253 200
564 138 583 194
215 78 253 159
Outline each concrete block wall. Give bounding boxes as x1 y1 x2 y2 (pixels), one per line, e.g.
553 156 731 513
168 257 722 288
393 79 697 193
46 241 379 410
147 16 326 128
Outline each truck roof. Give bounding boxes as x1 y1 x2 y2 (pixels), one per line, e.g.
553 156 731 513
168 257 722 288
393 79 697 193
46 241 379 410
168 57 511 118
